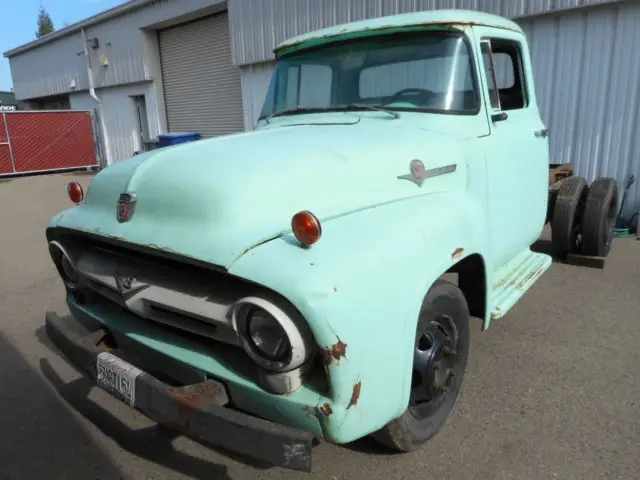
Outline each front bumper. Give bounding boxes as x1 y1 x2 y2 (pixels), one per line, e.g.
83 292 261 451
45 311 314 472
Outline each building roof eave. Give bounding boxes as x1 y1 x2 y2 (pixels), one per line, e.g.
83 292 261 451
3 0 155 58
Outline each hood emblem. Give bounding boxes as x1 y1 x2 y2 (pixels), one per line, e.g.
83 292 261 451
117 192 137 223
114 272 148 300
116 275 137 293
398 160 457 186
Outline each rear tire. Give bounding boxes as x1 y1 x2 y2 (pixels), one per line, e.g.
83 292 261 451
371 280 470 452
581 178 618 257
551 176 588 257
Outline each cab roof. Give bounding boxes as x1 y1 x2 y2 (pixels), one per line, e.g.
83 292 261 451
274 9 522 56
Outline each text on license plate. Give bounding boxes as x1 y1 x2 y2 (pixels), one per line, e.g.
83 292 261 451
96 352 144 407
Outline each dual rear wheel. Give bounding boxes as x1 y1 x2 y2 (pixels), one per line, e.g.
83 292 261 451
551 176 618 258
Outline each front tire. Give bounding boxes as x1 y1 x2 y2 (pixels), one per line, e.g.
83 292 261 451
372 279 470 452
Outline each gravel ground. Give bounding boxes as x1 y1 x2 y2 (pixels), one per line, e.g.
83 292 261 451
0 172 638 480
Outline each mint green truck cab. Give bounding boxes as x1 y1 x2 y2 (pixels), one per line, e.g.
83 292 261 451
44 10 564 473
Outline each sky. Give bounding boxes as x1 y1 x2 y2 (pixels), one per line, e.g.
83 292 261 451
0 0 127 91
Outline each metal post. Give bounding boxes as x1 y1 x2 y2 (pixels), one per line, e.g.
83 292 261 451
2 112 16 173
91 108 106 169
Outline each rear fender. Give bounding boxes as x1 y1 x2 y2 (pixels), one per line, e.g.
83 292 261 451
228 192 490 442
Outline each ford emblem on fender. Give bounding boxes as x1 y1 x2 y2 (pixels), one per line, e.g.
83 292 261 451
397 159 458 187
117 192 137 223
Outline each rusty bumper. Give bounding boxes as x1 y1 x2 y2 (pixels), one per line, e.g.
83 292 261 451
44 311 314 472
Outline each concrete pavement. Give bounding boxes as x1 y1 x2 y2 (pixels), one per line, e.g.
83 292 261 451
0 173 638 480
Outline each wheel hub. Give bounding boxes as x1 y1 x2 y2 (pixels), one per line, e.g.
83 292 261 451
410 316 458 417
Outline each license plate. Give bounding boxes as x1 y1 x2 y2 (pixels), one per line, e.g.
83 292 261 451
96 352 144 407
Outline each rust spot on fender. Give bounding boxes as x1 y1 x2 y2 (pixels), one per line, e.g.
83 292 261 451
319 403 333 416
451 247 464 259
321 339 348 366
347 382 362 409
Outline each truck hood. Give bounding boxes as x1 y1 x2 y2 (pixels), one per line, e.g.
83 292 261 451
53 118 467 268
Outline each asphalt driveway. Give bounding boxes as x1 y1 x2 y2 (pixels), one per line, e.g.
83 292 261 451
0 172 638 480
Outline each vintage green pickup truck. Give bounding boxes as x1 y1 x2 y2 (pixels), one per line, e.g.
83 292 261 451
45 9 618 473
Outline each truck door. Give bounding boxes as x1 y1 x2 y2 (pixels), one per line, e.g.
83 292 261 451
474 27 550 269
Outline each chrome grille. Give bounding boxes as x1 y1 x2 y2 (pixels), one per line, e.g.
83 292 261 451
56 233 252 347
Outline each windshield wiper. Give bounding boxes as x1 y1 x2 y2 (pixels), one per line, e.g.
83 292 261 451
259 104 400 122
259 106 330 121
342 104 400 119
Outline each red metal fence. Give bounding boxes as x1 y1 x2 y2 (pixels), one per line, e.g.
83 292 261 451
0 110 99 176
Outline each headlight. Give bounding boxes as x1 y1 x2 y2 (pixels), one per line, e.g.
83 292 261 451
246 308 291 361
61 255 78 284
232 296 314 373
48 241 79 289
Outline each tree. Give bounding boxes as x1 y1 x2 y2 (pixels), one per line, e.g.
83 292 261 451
35 7 55 38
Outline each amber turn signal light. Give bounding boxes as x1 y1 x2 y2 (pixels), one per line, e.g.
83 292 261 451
291 210 322 247
67 182 84 204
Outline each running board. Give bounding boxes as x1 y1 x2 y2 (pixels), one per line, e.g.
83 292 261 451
490 249 552 320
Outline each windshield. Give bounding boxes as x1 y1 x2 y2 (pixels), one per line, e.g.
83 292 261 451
260 31 479 119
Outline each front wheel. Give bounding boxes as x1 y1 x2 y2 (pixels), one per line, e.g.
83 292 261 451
372 279 470 452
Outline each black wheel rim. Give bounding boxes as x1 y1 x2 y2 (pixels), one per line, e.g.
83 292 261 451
409 314 460 420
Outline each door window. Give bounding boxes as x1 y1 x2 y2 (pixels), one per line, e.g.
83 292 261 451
480 41 501 111
481 39 528 111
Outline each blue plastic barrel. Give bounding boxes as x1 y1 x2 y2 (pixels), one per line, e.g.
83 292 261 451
156 132 201 148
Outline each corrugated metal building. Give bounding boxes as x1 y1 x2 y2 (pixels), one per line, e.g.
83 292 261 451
4 0 239 165
3 0 639 219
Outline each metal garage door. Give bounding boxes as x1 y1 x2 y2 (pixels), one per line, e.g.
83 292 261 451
159 13 244 138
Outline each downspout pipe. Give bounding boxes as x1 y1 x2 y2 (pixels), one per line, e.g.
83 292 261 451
81 27 110 166
82 28 99 102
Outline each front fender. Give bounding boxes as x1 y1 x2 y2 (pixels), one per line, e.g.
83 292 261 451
228 192 490 443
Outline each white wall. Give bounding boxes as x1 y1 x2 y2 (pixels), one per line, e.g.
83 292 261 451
70 81 162 165
240 61 275 130
8 0 226 101
8 33 90 101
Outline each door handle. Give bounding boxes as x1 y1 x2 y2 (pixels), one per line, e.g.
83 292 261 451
534 128 549 138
